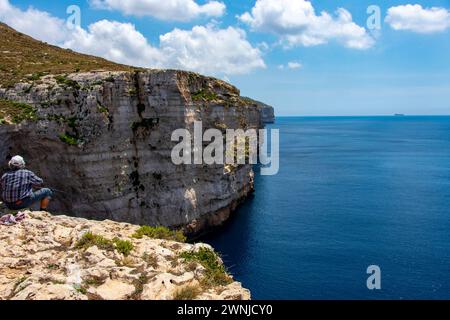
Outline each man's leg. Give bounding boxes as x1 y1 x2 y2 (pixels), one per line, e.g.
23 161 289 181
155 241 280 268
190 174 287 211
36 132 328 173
30 188 53 211
40 197 50 211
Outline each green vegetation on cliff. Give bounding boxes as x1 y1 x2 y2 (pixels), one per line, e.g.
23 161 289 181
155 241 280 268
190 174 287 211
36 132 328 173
192 89 218 101
0 22 133 88
75 232 134 256
133 225 186 242
180 248 233 287
0 99 36 124
173 285 202 300
59 133 79 146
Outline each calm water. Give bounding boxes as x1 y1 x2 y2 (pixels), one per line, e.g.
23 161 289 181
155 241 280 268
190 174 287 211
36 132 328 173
203 116 450 300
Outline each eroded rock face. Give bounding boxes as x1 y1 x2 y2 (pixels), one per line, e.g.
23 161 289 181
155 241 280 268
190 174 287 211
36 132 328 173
242 97 275 124
0 211 250 300
258 103 275 124
0 70 262 234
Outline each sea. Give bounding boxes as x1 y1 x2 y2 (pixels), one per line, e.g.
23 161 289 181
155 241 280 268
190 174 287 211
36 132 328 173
203 116 450 299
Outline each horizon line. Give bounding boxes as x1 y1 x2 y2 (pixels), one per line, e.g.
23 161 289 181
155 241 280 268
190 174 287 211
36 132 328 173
275 114 450 117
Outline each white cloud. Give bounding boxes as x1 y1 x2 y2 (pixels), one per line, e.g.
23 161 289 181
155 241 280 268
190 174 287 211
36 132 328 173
64 20 166 68
67 23 266 75
0 0 264 77
0 0 68 44
386 4 450 34
287 61 302 69
90 0 226 21
238 0 374 49
159 25 266 75
277 61 302 70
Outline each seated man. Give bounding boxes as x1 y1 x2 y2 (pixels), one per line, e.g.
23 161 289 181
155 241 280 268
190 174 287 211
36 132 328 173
1 155 53 211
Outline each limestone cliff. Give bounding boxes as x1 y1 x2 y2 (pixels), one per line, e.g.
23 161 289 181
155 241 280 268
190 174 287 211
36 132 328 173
242 97 275 124
0 23 266 236
0 211 250 300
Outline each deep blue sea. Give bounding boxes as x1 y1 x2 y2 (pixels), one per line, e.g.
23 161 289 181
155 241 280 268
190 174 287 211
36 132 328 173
203 116 450 300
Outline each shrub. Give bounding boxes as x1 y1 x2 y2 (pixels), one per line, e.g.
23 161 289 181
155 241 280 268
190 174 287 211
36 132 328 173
59 133 79 146
27 72 45 81
97 104 109 115
104 76 115 83
133 225 186 243
180 248 232 288
55 75 81 90
173 285 201 300
113 238 134 256
73 284 87 295
0 99 37 124
192 89 218 101
76 232 115 251
76 232 135 256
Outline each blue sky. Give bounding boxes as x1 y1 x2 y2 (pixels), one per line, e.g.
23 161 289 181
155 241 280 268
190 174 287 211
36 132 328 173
2 0 450 115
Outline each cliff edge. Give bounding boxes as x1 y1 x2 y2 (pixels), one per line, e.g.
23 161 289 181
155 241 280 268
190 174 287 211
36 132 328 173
0 211 250 300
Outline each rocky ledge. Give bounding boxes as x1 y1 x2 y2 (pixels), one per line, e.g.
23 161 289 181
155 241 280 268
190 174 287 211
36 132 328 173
0 211 250 300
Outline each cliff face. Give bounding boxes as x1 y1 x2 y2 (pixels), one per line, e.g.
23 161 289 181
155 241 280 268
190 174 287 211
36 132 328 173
242 97 275 124
0 70 262 235
0 211 250 300
258 104 275 124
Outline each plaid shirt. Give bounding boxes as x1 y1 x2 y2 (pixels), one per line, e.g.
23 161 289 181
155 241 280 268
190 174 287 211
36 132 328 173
1 169 43 203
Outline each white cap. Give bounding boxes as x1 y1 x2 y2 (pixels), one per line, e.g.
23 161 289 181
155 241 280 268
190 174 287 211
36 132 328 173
9 155 25 169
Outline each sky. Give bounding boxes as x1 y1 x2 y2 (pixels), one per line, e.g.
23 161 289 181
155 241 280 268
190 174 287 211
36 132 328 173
1 0 450 116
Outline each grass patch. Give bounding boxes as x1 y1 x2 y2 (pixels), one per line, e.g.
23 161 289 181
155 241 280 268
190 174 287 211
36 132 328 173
27 72 45 81
97 104 109 115
0 99 37 124
133 225 186 242
55 75 81 90
0 22 135 87
192 89 218 101
76 232 115 251
73 284 87 295
173 285 201 300
76 232 134 256
105 76 115 83
239 96 258 106
180 248 232 288
113 238 134 256
59 133 79 146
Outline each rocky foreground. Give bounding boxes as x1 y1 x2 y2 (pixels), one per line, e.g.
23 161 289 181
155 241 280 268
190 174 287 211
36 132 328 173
0 211 250 300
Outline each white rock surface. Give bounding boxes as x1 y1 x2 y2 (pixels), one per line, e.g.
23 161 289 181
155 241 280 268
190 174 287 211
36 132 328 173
0 211 250 300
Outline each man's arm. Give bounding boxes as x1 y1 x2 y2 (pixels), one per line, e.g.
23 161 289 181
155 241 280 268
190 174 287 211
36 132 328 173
28 171 44 186
0 175 4 195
